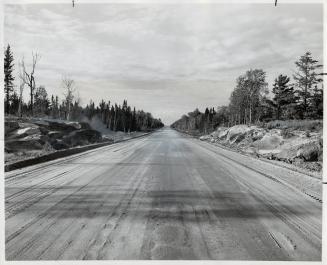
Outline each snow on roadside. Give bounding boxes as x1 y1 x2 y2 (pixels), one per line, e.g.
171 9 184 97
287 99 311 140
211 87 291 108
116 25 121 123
16 127 30 135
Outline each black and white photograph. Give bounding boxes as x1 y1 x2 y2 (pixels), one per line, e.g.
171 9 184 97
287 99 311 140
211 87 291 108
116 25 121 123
2 0 325 262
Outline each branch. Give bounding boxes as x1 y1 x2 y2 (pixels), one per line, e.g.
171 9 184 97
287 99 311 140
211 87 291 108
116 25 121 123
31 52 40 75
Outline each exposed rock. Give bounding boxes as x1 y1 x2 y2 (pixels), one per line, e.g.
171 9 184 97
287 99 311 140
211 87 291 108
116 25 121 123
251 133 283 150
296 143 320 162
46 122 78 133
6 139 44 151
51 140 70 150
5 121 19 136
227 125 251 144
22 127 42 136
198 123 322 172
199 135 211 141
80 122 92 130
5 118 104 153
211 127 229 140
250 128 266 141
63 129 102 147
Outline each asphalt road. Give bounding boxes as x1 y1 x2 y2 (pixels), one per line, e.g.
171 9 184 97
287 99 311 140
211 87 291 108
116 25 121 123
5 127 322 260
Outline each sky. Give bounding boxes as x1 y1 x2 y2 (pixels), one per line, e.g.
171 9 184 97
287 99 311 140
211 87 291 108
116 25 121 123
4 3 323 125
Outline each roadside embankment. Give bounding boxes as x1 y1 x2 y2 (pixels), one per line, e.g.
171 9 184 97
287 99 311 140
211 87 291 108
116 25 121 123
5 117 152 171
175 120 323 175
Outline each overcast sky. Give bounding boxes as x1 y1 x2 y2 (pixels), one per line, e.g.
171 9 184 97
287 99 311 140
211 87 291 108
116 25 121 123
4 3 323 124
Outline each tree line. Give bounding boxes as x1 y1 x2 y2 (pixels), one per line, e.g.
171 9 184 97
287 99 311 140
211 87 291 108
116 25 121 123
4 44 164 132
171 51 323 134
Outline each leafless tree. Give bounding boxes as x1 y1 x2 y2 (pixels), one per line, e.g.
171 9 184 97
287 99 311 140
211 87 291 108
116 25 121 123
62 76 76 120
20 52 40 115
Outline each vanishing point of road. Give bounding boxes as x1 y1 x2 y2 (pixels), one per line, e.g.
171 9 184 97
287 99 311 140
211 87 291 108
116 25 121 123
5 127 322 260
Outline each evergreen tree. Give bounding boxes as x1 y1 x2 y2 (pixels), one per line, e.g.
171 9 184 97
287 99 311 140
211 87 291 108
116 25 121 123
131 107 137 131
271 74 296 119
99 99 106 123
4 44 15 114
293 52 322 118
310 85 323 118
10 91 20 115
105 101 111 128
110 105 115 130
34 86 49 116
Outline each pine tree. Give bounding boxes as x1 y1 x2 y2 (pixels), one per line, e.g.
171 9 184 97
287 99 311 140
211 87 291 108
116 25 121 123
105 101 111 128
132 107 137 131
4 44 15 114
110 105 115 130
310 85 323 118
99 99 106 123
271 74 296 119
10 91 20 114
293 52 322 119
34 86 49 116
55 96 59 118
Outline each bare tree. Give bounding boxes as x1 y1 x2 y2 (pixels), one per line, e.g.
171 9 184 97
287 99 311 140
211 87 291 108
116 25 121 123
62 76 76 120
20 52 40 115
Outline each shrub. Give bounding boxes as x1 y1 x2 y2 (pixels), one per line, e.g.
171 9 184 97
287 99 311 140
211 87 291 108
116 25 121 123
264 120 322 132
281 128 295 139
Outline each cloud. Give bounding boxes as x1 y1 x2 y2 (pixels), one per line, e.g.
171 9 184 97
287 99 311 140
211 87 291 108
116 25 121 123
4 3 323 124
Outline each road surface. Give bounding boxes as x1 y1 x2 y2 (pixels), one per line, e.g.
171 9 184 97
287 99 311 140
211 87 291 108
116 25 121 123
5 127 322 260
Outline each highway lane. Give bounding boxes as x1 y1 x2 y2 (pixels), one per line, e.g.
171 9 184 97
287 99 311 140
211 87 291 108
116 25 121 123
5 127 322 260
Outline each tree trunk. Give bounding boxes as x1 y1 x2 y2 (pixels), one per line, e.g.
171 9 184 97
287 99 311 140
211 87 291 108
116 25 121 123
18 97 22 117
5 86 10 114
30 81 34 116
67 103 71 120
249 105 252 125
114 112 117 131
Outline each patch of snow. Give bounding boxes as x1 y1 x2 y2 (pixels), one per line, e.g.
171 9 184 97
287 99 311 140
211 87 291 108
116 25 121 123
258 149 281 155
17 127 30 135
22 135 41 140
199 135 211 141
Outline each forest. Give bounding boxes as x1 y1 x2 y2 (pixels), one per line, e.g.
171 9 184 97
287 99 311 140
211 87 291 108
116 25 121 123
171 51 323 134
4 44 164 132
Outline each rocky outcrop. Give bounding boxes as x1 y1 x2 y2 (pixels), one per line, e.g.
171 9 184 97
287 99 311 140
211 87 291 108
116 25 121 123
5 121 20 136
199 124 322 172
5 118 108 156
